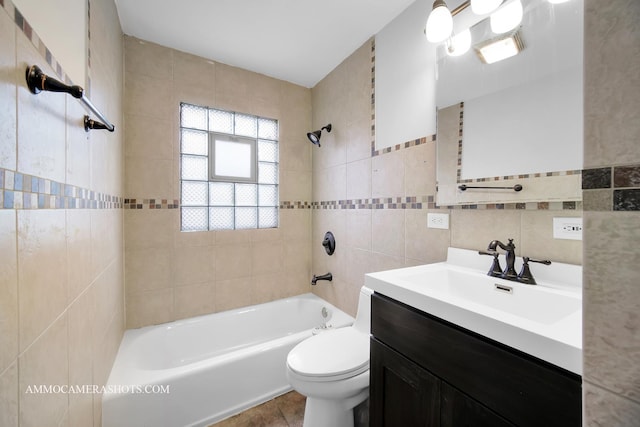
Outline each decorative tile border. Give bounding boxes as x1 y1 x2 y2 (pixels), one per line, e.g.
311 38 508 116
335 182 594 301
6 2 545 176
372 136 436 157
121 197 581 211
0 168 122 210
124 199 179 209
583 164 640 211
370 39 376 156
310 196 580 211
280 201 312 210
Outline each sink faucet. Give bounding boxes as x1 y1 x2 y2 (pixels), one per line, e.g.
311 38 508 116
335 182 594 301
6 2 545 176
480 239 552 285
481 239 517 280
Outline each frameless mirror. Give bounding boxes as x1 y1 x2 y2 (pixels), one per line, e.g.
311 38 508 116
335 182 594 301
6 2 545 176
436 0 583 205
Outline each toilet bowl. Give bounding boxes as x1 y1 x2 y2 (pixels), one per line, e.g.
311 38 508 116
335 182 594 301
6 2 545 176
286 286 373 427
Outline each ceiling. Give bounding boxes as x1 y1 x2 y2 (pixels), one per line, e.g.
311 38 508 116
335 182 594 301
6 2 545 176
115 0 418 88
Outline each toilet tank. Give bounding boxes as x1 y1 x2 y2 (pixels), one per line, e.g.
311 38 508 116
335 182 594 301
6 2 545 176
352 286 373 334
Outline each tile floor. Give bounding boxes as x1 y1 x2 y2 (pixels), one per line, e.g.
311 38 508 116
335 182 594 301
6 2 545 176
209 391 306 427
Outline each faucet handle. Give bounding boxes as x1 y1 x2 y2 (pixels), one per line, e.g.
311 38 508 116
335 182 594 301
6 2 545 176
527 257 552 265
479 250 503 277
517 257 552 285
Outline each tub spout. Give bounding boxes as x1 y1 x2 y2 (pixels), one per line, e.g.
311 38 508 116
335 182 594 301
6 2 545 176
311 272 332 286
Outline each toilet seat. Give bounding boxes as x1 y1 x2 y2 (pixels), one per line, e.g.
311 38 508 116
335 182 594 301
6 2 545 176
287 328 369 382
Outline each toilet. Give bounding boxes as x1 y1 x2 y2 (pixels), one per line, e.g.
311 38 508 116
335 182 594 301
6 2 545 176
286 286 373 427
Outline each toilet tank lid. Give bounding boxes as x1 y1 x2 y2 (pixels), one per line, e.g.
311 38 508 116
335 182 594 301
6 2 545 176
287 328 369 378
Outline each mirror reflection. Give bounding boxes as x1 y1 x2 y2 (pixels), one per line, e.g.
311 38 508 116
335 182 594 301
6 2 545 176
435 0 583 204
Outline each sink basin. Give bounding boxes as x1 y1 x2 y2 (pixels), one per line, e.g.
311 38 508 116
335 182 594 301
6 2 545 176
397 267 580 324
365 248 582 374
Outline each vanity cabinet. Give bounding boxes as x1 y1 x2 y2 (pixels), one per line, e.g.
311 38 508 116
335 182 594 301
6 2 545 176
370 293 581 427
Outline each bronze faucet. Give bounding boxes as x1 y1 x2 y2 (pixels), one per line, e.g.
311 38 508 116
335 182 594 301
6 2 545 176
479 239 551 285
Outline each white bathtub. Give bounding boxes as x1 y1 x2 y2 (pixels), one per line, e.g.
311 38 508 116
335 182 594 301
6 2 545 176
102 293 353 427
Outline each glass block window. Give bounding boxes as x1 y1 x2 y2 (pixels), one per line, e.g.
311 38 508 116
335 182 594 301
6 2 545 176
180 103 279 231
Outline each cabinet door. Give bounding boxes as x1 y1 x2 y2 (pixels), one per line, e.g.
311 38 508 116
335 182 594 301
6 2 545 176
370 339 440 427
441 382 516 427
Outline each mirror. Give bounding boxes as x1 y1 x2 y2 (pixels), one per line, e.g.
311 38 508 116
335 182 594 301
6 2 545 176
13 0 87 86
436 0 583 205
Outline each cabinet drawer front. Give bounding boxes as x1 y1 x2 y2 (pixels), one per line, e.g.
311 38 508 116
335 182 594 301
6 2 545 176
371 293 581 427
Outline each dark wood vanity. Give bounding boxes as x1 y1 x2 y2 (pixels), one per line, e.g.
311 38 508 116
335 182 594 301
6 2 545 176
370 293 582 427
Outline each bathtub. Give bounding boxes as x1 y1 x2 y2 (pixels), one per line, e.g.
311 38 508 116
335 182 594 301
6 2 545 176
102 293 353 427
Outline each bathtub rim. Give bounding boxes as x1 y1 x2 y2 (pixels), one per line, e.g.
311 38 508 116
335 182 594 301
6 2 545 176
106 292 354 387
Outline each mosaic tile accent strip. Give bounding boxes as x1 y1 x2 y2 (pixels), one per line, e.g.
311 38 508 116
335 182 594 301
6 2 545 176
583 164 640 211
310 196 580 211
120 197 582 212
372 135 436 157
123 200 314 210
0 168 122 210
280 201 312 210
124 199 179 209
370 39 376 156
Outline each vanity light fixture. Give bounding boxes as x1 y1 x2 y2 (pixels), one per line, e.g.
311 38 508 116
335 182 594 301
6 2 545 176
426 0 454 43
547 0 571 3
474 30 524 64
425 0 505 44
447 28 472 56
490 0 524 34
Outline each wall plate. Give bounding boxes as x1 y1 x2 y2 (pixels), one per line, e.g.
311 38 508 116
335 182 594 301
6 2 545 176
427 213 449 230
553 217 582 240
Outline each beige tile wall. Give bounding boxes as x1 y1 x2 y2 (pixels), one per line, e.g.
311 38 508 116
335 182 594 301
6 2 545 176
310 39 582 319
123 37 313 328
583 0 640 424
0 0 124 426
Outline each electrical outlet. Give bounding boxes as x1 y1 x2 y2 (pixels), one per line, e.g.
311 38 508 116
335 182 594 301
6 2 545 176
553 217 582 240
427 213 449 229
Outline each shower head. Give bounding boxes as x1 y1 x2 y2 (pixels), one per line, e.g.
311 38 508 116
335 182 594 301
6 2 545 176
306 124 332 147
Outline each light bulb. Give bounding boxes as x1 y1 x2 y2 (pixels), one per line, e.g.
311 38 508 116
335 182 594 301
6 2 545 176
447 29 472 56
471 0 503 15
426 3 453 43
490 0 523 34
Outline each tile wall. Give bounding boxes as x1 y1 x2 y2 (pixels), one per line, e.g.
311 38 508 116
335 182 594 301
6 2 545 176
0 0 124 426
123 37 313 328
309 39 583 316
583 0 640 424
